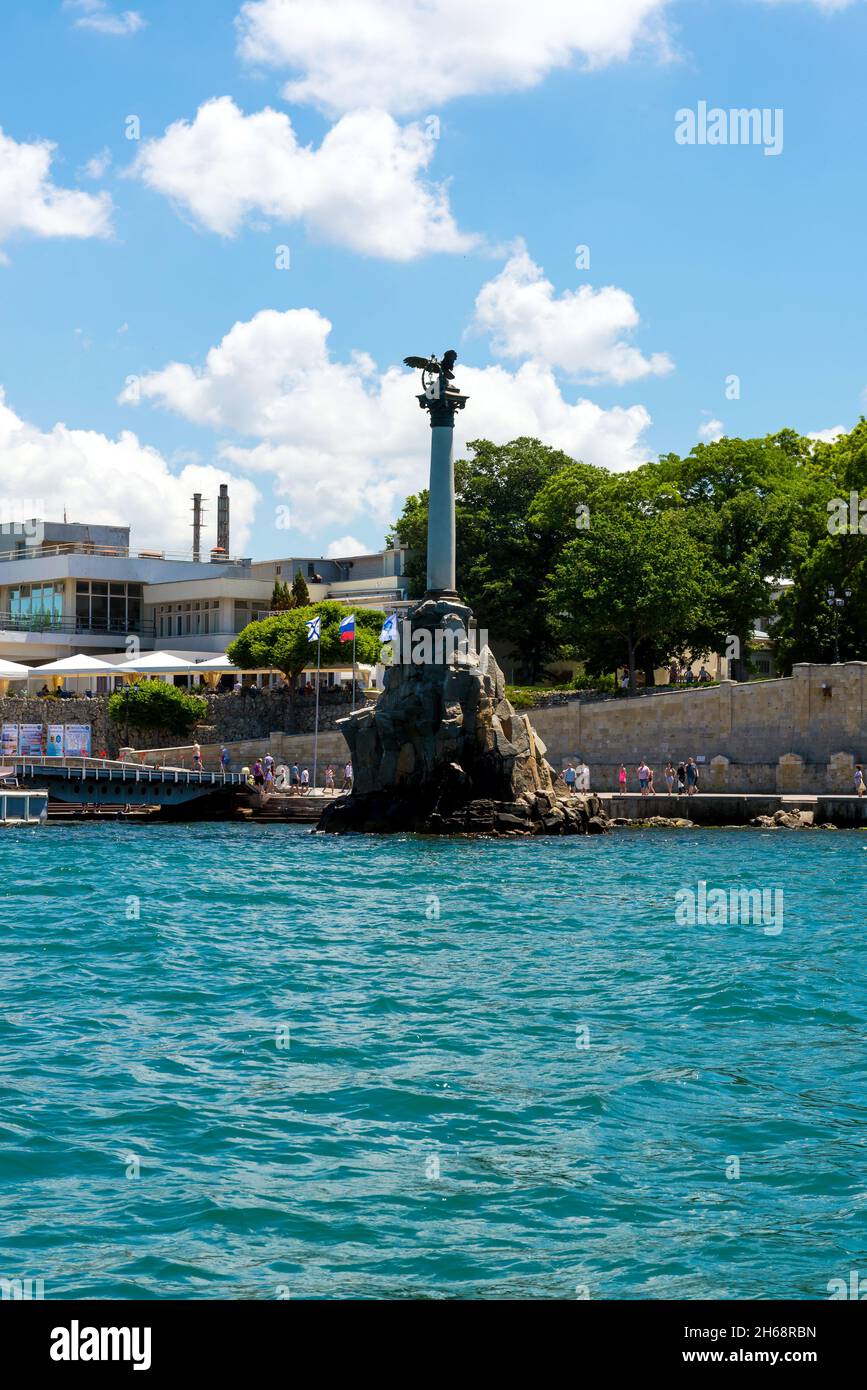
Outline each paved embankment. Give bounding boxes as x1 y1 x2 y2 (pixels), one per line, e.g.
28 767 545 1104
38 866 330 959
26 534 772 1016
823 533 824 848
597 792 867 825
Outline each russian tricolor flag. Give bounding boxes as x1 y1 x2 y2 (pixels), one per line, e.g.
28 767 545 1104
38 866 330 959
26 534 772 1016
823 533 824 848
339 613 356 643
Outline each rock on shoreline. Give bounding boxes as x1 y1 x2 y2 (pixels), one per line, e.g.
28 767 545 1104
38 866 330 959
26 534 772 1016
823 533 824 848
318 607 609 837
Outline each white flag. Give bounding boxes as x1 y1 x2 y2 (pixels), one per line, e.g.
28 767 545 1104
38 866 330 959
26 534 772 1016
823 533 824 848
379 613 398 643
305 616 321 642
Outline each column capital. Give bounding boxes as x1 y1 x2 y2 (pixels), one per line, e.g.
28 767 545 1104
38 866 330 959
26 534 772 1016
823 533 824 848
417 390 469 429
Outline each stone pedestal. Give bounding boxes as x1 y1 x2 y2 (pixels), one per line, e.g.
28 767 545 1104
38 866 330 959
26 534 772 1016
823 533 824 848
318 603 605 836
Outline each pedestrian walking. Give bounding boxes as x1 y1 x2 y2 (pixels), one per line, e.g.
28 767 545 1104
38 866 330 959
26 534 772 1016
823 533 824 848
342 760 353 791
855 765 865 797
686 757 699 797
618 764 627 796
637 760 650 797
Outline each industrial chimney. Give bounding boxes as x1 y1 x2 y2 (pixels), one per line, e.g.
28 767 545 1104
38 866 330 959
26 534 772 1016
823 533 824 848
191 493 203 563
216 484 230 555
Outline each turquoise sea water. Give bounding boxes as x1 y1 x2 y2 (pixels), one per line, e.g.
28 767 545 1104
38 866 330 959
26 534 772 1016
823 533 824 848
1 822 865 1301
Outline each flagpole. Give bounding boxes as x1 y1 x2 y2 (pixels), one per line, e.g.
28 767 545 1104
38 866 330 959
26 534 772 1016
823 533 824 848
313 628 321 791
351 626 357 713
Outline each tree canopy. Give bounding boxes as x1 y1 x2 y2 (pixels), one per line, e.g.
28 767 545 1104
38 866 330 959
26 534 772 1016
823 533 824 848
389 422 867 682
108 680 208 736
227 601 385 684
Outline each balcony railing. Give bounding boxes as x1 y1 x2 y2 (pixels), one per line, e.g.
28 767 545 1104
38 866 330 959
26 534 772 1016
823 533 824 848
0 542 249 566
0 612 156 638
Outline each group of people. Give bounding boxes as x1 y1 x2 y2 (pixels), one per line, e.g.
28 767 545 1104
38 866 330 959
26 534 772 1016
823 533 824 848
226 750 354 796
620 758 701 797
562 761 591 794
668 663 713 687
618 664 713 692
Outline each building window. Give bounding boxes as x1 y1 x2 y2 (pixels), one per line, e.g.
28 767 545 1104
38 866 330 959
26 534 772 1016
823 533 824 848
73 580 142 633
8 582 64 626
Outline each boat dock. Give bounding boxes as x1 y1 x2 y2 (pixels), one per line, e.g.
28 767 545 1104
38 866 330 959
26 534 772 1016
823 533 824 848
0 785 48 825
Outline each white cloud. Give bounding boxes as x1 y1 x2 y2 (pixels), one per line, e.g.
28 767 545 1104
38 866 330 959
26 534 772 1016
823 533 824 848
236 0 671 116
0 126 113 251
698 417 724 442
130 97 476 260
119 307 655 533
473 247 673 385
808 426 845 443
64 1 146 36
83 147 112 179
326 535 369 557
0 387 259 554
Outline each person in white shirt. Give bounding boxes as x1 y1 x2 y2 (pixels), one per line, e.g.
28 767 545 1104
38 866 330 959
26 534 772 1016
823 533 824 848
342 761 353 791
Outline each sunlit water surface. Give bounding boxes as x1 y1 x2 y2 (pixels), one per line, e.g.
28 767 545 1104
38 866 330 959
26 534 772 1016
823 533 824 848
1 823 864 1300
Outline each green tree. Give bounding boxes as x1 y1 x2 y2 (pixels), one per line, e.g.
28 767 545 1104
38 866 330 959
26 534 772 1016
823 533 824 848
773 419 867 667
644 431 828 675
390 438 594 680
270 579 293 611
291 569 311 607
108 680 208 736
548 507 710 692
227 601 385 686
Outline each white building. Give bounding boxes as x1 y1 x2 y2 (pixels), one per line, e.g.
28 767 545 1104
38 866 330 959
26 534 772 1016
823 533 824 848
0 516 411 669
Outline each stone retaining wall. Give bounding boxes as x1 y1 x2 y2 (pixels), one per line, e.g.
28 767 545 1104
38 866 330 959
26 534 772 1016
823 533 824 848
0 687 363 758
528 662 867 794
0 695 178 758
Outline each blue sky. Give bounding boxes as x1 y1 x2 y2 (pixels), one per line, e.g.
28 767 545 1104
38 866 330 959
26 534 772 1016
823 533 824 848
0 0 865 560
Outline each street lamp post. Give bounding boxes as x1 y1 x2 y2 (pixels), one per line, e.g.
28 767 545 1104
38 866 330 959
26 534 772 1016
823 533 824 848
826 586 852 663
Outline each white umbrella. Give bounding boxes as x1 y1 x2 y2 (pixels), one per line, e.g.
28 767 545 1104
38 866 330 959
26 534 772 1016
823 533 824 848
31 654 117 676
29 652 117 693
0 656 30 695
118 650 196 675
0 657 31 677
192 653 245 687
192 655 239 671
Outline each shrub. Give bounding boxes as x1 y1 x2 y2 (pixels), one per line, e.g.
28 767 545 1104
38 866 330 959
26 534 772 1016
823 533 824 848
505 686 539 709
570 672 618 694
108 680 208 736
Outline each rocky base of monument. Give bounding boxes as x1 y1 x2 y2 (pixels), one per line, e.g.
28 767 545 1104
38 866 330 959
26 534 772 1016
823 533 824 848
319 776 607 836
317 603 609 838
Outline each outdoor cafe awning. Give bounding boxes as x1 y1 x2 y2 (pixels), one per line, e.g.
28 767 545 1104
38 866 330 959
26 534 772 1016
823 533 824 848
117 651 197 677
30 654 117 677
0 657 31 677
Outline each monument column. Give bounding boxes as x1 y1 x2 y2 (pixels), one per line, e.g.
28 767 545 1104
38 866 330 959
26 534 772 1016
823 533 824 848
426 409 458 595
413 357 467 598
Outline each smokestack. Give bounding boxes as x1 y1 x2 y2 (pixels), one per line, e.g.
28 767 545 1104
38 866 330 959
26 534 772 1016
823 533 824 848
191 493 203 563
217 484 230 555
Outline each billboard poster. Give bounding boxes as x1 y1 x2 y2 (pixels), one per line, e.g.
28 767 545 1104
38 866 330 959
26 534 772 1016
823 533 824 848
64 724 92 758
46 725 64 758
18 724 44 756
1 723 19 759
